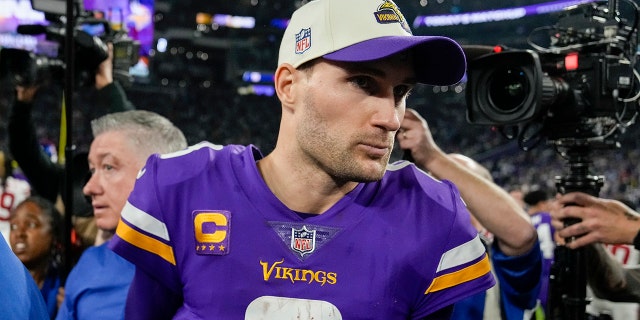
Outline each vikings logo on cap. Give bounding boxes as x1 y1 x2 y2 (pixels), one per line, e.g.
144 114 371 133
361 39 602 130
295 28 312 54
374 0 411 34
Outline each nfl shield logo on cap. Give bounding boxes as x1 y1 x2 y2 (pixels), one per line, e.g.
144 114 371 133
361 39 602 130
295 28 312 54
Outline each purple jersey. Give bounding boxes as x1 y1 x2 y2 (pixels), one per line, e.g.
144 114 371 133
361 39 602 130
109 142 494 319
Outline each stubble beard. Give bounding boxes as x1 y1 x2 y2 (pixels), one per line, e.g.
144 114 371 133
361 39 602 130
298 96 389 184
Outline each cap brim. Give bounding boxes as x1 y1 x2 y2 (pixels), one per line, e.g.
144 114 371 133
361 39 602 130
323 36 466 86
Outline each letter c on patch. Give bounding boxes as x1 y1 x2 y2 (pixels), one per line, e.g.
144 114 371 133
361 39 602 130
194 212 228 243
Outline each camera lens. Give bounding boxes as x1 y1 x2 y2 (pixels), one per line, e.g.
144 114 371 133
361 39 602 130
488 67 529 112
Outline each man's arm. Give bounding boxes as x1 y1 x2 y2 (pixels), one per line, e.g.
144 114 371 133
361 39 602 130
398 108 537 256
8 87 63 203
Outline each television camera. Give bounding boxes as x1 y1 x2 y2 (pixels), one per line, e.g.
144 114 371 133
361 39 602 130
466 1 640 319
0 0 140 88
466 0 640 150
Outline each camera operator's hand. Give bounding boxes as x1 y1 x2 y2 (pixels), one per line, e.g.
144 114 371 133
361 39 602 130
551 191 640 249
95 43 114 90
15 85 39 103
397 108 445 168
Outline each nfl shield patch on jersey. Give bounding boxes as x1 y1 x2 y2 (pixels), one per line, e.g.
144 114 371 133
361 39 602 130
291 225 316 256
269 222 341 260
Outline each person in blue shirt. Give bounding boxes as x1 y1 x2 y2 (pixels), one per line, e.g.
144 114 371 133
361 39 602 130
55 110 187 320
399 108 543 320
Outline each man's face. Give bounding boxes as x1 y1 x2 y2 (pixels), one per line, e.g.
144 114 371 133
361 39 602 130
83 130 146 232
10 201 53 267
292 54 416 182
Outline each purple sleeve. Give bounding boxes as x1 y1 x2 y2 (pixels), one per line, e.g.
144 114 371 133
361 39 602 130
109 152 182 292
110 142 233 316
412 177 496 317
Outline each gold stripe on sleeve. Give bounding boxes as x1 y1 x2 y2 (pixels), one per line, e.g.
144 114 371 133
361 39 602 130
425 254 491 294
116 219 177 266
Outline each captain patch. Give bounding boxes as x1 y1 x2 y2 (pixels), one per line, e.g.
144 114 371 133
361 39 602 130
193 210 231 255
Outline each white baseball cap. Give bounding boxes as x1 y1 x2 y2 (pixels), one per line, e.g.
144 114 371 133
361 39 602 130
277 0 466 86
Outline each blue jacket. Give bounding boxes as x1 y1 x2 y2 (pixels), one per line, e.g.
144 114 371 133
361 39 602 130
56 242 134 320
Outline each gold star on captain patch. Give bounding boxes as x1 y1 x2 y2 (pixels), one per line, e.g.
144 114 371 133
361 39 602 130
219 244 226 251
209 244 215 251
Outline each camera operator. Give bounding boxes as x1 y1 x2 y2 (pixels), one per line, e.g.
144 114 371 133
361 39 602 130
398 108 543 319
551 192 640 302
8 42 134 250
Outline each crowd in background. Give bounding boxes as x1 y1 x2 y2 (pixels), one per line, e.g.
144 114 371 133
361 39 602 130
0 53 640 320
1 78 640 207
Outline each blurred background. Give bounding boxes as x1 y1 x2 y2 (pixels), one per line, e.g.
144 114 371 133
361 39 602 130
1 0 640 204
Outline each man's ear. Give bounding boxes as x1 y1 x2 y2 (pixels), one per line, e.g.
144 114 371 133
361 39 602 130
274 63 297 108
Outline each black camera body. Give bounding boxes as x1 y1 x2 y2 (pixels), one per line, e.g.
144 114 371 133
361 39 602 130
0 0 139 87
466 1 638 147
